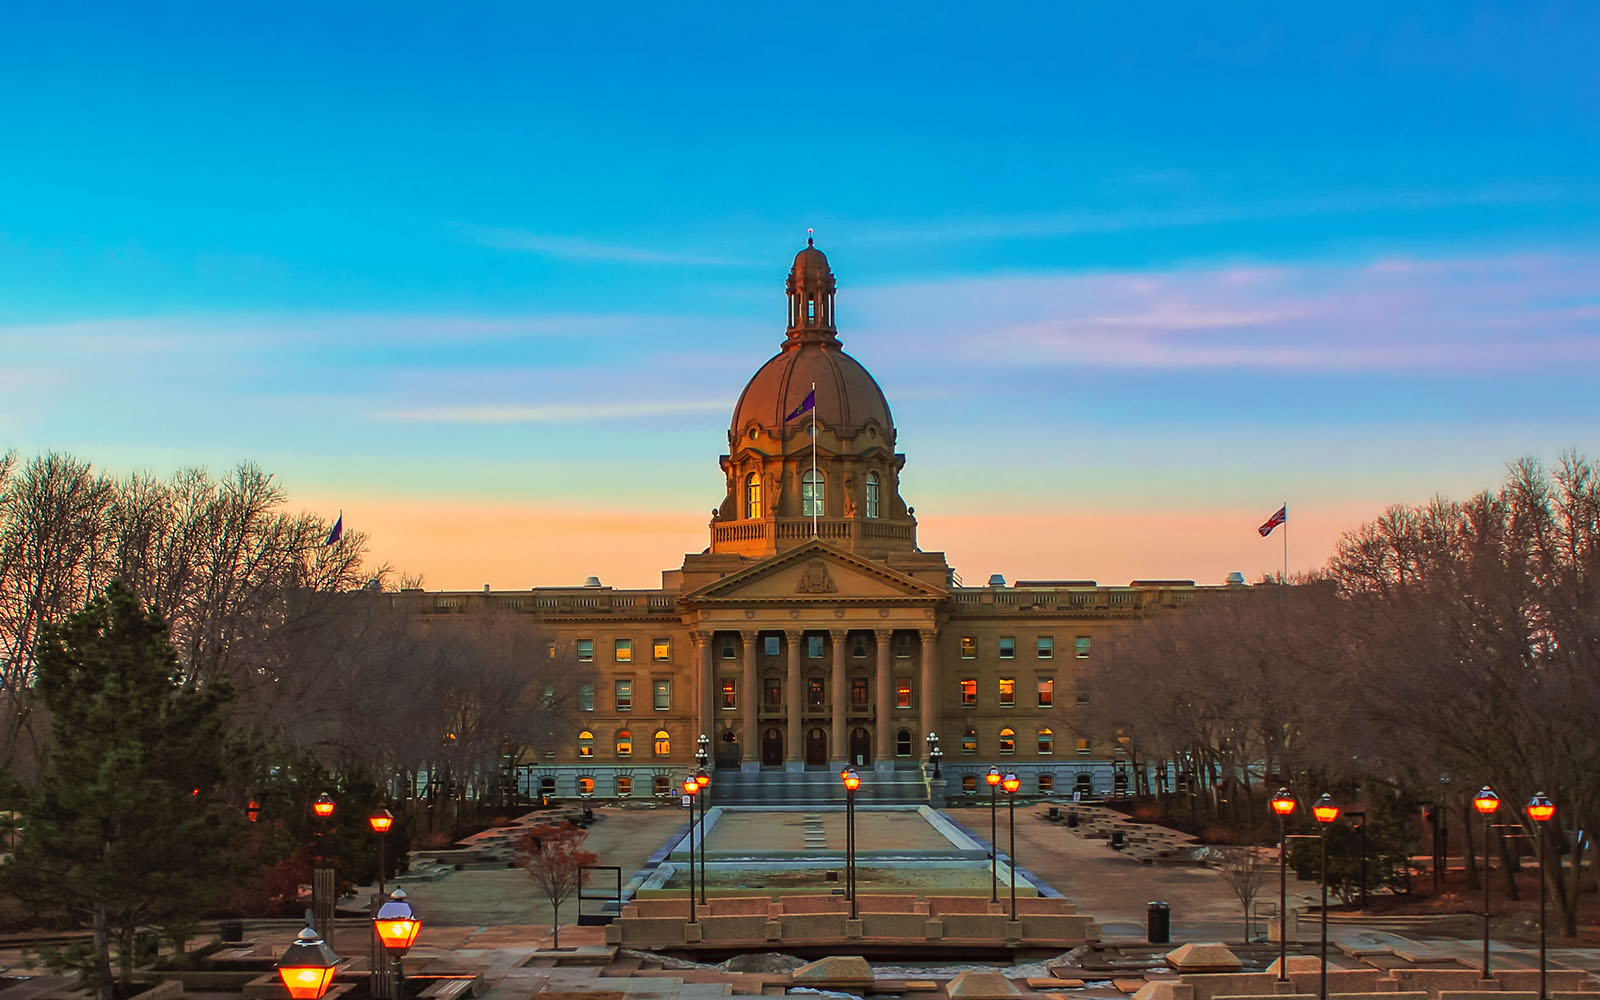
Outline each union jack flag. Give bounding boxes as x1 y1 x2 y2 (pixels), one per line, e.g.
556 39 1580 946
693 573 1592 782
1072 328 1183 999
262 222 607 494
1258 505 1287 537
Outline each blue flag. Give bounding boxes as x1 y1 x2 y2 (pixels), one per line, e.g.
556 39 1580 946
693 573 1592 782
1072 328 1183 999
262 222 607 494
325 512 343 546
784 389 816 423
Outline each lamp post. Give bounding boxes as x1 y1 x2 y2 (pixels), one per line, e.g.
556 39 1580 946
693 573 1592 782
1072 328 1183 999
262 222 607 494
311 793 336 941
1002 771 1021 920
681 775 699 925
1313 793 1341 1000
986 766 1002 904
277 924 340 1000
1270 787 1298 981
1471 787 1500 979
367 805 396 999
925 732 943 779
842 767 861 919
1527 791 1555 1000
694 766 711 905
374 888 421 1000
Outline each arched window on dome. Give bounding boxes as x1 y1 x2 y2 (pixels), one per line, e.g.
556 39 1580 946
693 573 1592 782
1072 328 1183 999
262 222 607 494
802 470 825 517
745 473 762 519
865 472 881 519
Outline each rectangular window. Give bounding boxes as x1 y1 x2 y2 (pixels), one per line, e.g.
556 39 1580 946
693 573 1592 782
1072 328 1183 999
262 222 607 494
764 676 782 707
653 637 671 661
998 636 1015 659
614 679 632 712
616 776 633 796
614 638 632 662
652 679 671 711
895 634 912 659
1037 635 1054 659
807 634 824 659
960 677 977 706
851 678 869 708
1076 738 1092 755
1037 677 1054 708
960 636 977 659
721 637 737 659
896 678 912 709
546 640 557 659
577 638 594 662
720 678 737 710
764 635 780 657
579 683 595 712
807 678 825 709
998 677 1015 707
1075 635 1091 658
961 730 977 754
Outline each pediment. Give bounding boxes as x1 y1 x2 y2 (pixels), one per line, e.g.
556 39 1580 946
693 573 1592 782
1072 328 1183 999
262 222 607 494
684 540 946 604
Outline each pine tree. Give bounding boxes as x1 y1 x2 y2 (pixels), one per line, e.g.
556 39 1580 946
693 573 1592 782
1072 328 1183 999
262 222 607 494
3 582 245 1000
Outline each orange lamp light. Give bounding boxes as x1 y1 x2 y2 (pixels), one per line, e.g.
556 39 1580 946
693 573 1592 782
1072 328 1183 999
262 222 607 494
986 767 1002 787
368 806 394 835
1527 791 1555 823
374 889 422 954
311 793 335 819
276 927 339 1000
1312 793 1341 825
1473 786 1500 816
246 800 261 823
842 768 861 792
1270 787 1297 818
682 776 699 796
694 769 710 790
1001 772 1021 794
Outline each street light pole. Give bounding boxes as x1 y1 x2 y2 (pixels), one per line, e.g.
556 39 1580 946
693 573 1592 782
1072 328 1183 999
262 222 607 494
1473 787 1500 979
311 793 336 942
842 768 861 919
1313 793 1341 1000
1002 772 1021 921
694 765 711 905
1528 792 1554 1000
986 766 1002 904
367 805 395 999
374 888 422 1000
1271 788 1298 982
681 776 698 925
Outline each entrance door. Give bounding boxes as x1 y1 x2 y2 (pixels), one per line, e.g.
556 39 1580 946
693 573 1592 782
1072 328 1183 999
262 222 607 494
715 729 739 767
849 727 872 766
761 727 783 767
805 727 828 766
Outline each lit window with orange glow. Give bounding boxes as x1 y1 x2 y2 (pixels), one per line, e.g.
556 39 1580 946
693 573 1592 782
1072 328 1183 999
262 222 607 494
960 677 977 705
745 473 761 518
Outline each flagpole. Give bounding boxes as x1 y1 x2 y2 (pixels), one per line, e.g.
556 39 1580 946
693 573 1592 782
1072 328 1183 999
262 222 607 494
1281 500 1288 585
811 382 818 538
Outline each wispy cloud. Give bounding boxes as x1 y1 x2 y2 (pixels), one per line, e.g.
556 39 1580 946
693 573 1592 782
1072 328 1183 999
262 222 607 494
372 399 728 424
455 224 754 267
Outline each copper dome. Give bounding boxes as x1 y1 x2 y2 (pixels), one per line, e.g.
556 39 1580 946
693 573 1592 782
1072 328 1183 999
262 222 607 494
730 342 894 438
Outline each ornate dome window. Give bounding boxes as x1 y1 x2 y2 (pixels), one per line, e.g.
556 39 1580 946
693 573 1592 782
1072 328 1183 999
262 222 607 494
802 470 825 517
865 472 881 519
745 473 762 519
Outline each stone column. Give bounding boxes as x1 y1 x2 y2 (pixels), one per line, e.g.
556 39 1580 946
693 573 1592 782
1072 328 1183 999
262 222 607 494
830 630 848 763
741 632 759 767
919 629 939 748
874 629 894 767
785 630 803 769
695 631 714 742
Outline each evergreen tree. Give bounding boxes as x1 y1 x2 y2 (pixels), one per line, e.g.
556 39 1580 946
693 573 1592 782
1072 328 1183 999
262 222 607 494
2 582 244 1000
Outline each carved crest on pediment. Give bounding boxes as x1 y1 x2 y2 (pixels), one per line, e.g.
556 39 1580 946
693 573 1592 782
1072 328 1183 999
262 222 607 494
795 561 838 594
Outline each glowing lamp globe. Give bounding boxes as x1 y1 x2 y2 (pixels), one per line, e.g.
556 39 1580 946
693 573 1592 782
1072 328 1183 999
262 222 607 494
246 800 261 823
842 768 861 792
1527 791 1555 823
694 768 710 790
374 889 422 954
986 767 1002 787
1002 772 1021 794
1473 786 1500 816
1312 793 1341 825
311 793 335 819
276 927 339 1000
1270 788 1297 818
368 806 394 835
681 776 699 796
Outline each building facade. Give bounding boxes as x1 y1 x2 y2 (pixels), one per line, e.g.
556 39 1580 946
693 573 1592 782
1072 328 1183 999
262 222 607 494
403 241 1228 803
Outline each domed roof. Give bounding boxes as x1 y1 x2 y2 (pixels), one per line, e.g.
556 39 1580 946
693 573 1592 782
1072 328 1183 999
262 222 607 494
730 342 893 437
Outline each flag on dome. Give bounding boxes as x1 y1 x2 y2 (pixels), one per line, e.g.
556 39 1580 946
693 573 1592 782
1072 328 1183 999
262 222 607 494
325 512 344 546
1258 505 1286 537
785 389 816 423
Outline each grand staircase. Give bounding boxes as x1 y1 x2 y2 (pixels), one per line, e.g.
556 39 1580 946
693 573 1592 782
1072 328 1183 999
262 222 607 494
706 765 930 806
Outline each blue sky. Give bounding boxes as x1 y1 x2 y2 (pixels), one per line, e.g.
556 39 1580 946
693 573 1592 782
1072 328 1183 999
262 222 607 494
2 3 1597 588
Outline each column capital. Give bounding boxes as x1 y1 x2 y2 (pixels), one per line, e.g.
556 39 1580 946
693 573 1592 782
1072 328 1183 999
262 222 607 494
741 632 760 649
830 629 849 643
874 628 895 642
918 628 939 643
692 629 713 645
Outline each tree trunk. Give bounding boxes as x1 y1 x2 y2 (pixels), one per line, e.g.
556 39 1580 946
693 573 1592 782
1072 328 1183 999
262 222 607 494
90 903 114 1000
1498 831 1520 900
551 899 560 950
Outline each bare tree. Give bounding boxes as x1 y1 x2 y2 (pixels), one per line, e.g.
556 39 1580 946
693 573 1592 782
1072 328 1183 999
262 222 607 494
515 822 597 949
1217 846 1270 942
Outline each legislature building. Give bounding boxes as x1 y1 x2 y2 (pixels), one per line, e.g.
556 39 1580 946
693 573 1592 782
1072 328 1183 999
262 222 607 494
403 241 1232 805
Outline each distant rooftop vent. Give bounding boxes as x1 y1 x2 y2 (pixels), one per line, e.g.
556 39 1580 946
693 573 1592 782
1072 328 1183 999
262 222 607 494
364 578 381 592
987 573 1006 587
584 576 602 588
1225 571 1247 586
483 584 491 592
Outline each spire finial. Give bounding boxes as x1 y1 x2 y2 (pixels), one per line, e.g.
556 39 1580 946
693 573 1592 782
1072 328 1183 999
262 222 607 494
807 227 814 247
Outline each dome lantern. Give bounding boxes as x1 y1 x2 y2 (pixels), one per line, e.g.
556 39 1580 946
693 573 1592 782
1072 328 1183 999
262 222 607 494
785 236 838 343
